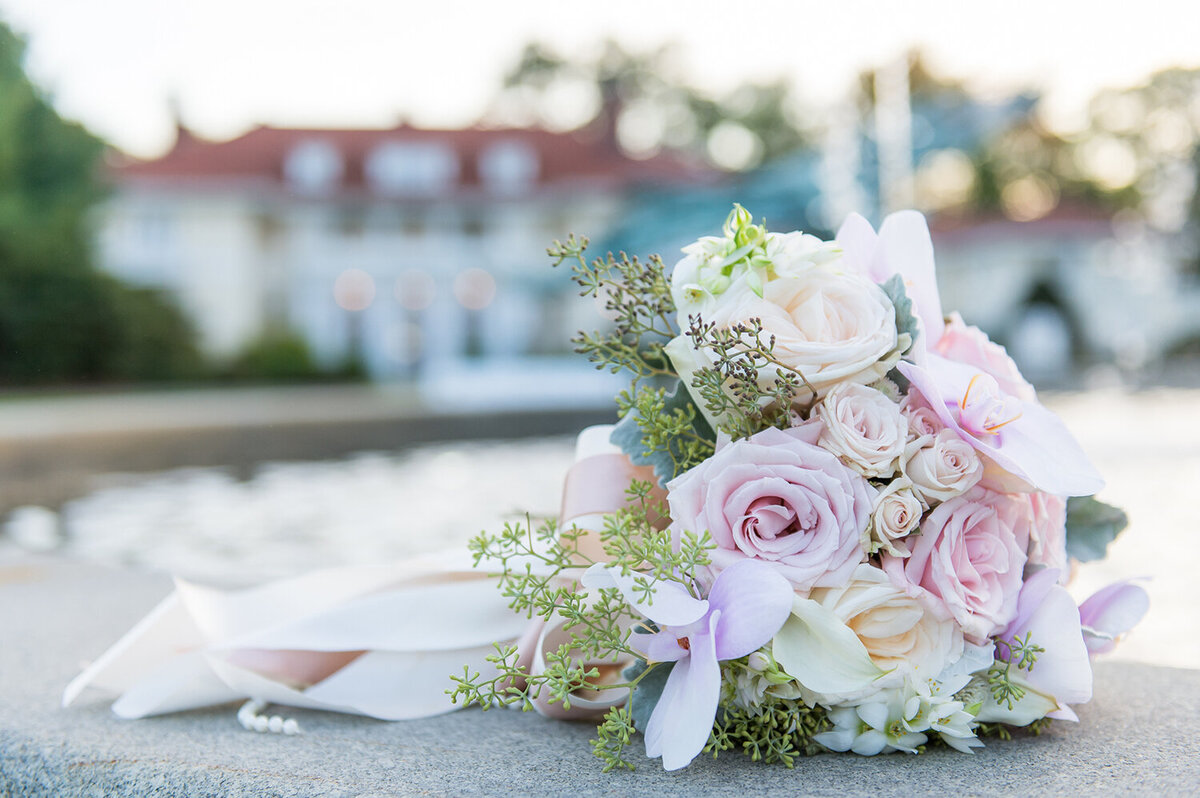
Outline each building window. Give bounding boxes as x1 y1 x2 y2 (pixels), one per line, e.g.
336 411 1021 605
365 141 459 196
284 140 343 195
478 140 539 195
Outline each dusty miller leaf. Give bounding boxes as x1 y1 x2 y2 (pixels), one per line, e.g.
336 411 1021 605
624 658 673 732
880 274 919 357
609 380 714 484
1065 496 1129 562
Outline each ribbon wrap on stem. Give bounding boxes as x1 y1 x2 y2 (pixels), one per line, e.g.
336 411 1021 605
525 424 666 720
63 425 661 724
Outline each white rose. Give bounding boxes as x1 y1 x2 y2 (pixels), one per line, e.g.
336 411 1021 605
710 268 900 398
809 563 965 702
815 383 908 478
903 429 984 505
867 478 923 557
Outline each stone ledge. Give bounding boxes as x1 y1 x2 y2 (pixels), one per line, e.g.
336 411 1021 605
3 554 1198 797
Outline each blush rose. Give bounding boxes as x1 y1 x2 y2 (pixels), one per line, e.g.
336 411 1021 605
667 423 873 592
882 486 1030 643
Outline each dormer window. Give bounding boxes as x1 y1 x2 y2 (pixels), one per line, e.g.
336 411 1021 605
478 140 539 195
284 140 343 195
366 141 459 196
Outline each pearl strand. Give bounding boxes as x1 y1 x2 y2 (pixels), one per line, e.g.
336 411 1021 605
236 698 301 735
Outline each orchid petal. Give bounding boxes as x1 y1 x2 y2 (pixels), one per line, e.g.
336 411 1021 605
1047 703 1079 722
1003 567 1061 641
877 211 945 346
813 727 857 752
644 614 722 771
706 560 794 660
834 212 879 276
581 564 708 627
632 630 690 663
973 672 1060 726
978 404 1105 496
772 596 887 695
1078 581 1150 655
898 357 1104 497
1018 584 1093 708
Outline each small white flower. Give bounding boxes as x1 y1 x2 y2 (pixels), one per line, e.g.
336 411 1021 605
903 678 984 753
815 689 927 755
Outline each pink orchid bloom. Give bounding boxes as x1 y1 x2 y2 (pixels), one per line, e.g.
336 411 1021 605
1078 580 1150 656
836 210 945 352
995 567 1093 722
583 559 793 771
898 354 1104 496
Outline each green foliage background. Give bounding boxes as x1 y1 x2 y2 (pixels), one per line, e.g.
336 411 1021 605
0 21 201 384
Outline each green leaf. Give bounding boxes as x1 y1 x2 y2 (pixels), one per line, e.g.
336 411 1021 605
609 380 715 484
772 597 887 695
745 267 764 298
880 274 919 356
623 659 673 732
1065 495 1129 562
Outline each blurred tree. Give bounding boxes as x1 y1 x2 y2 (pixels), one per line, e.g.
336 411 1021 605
490 41 809 171
225 327 320 383
854 52 1127 220
0 21 200 384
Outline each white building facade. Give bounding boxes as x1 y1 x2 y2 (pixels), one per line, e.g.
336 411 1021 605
97 124 701 380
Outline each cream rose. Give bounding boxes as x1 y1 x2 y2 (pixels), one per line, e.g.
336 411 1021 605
867 478 923 557
709 268 900 397
811 563 965 694
903 429 984 505
814 383 908 478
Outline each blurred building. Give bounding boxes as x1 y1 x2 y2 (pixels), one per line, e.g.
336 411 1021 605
97 121 705 378
931 206 1200 380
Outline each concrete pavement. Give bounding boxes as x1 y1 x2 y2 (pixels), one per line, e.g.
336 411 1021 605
1 552 1197 796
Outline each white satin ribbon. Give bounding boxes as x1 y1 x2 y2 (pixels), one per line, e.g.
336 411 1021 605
64 425 652 724
63 549 529 720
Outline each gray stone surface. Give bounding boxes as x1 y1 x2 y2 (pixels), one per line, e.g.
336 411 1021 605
2 553 1198 797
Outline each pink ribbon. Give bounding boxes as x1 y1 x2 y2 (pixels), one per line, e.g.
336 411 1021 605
525 443 666 720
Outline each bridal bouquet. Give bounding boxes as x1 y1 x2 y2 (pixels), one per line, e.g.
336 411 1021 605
448 206 1148 771
63 205 1148 775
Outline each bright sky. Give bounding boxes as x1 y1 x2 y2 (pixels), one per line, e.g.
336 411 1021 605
3 0 1198 157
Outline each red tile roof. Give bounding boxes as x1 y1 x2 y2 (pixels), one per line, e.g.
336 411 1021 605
107 123 708 197
928 203 1115 241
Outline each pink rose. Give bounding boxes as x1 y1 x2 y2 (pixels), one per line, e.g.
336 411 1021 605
1024 492 1068 576
899 393 943 441
667 424 872 592
933 312 1037 402
882 486 1030 643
